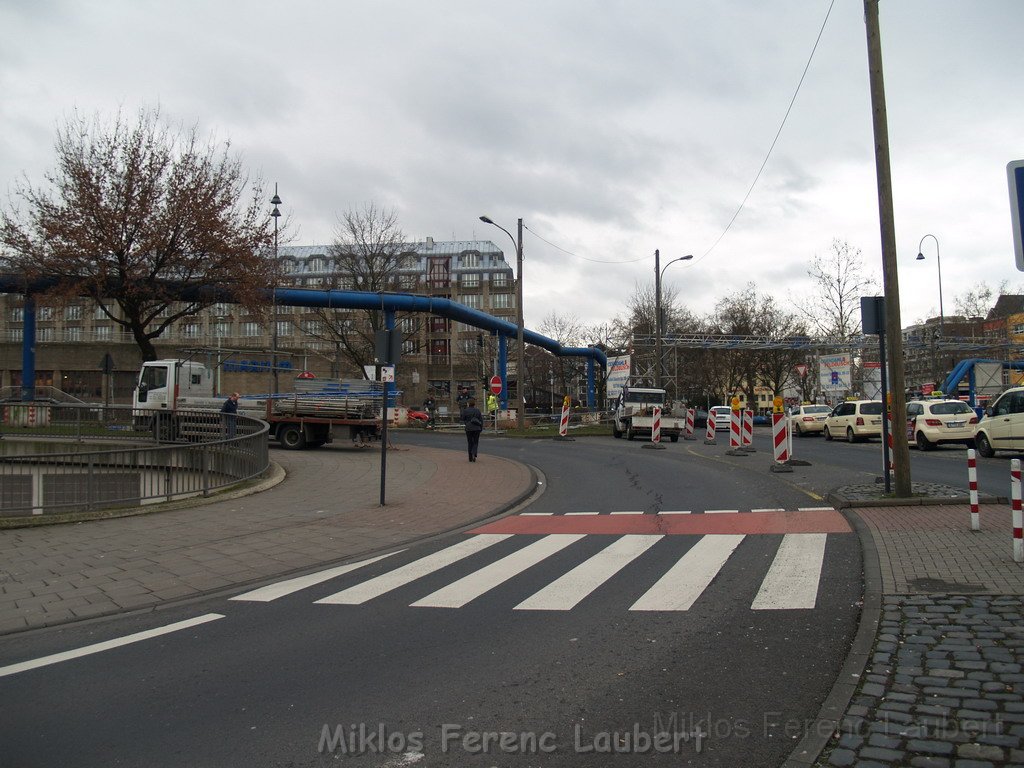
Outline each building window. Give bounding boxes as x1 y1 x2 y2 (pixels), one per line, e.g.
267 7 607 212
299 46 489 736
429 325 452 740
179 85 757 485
303 320 324 336
399 274 419 290
276 320 292 338
64 326 82 342
461 273 480 288
429 317 450 333
399 317 418 334
37 306 54 321
241 322 261 337
10 308 23 322
309 257 325 272
213 322 231 338
37 327 54 342
95 325 112 340
181 323 201 339
492 272 509 288
65 305 83 321
402 339 420 354
462 253 480 268
491 294 513 310
462 294 482 309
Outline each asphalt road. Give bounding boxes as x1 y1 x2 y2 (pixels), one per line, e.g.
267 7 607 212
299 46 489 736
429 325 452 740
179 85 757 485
0 429 888 767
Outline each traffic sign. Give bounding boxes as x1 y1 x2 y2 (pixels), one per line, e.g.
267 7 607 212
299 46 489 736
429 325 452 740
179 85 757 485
489 375 503 395
1009 160 1024 270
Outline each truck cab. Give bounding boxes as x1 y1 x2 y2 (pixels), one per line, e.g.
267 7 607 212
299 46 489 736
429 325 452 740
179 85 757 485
612 386 683 442
134 360 215 411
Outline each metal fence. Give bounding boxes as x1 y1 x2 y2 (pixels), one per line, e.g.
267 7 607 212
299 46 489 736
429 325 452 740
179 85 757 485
0 404 269 518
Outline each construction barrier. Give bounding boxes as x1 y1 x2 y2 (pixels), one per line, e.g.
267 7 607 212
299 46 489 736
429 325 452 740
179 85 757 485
685 408 696 440
704 414 716 445
742 409 754 451
651 405 662 444
967 449 980 531
558 398 570 438
772 413 789 464
1013 459 1023 563
886 408 895 479
729 409 741 449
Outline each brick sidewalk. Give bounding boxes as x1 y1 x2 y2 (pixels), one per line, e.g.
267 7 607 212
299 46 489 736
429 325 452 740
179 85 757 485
0 444 535 635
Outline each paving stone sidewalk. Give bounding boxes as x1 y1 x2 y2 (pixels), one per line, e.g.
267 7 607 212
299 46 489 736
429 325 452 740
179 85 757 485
804 503 1024 768
0 444 535 636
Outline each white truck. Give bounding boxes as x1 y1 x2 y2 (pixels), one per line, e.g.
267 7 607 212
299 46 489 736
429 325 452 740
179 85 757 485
611 386 685 442
133 359 383 449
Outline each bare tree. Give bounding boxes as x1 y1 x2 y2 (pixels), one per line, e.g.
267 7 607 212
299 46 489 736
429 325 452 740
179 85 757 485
306 203 414 377
0 107 276 360
793 239 878 341
954 280 1008 319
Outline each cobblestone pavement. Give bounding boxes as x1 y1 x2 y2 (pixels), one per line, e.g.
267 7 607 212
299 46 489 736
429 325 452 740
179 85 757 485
803 501 1024 768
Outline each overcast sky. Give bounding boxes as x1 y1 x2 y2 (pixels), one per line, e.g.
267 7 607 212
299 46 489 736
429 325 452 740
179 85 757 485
2 0 1022 337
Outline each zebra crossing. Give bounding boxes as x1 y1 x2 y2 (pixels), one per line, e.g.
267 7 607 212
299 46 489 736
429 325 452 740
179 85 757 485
232 512 845 612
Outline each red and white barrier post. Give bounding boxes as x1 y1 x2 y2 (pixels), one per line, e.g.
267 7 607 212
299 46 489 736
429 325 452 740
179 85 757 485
726 401 747 456
769 397 792 473
1013 459 1023 563
967 449 980 531
685 407 696 440
651 405 662 443
741 408 755 452
558 397 570 438
704 412 716 445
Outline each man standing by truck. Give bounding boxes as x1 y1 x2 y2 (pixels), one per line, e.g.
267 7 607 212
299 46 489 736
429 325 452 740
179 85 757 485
221 392 240 438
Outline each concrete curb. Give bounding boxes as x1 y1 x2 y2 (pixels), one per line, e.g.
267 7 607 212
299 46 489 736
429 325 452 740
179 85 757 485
827 492 1006 509
0 462 287 529
782 506 882 767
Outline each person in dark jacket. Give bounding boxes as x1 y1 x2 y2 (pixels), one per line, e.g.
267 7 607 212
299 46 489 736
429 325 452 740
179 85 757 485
462 398 484 462
221 392 240 438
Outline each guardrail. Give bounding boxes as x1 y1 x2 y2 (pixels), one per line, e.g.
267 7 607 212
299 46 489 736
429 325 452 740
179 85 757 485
0 404 269 518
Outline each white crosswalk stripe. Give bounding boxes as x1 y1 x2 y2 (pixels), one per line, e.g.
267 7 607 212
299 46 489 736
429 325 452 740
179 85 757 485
751 533 827 610
411 534 585 608
514 535 662 611
259 532 837 613
630 534 745 611
315 534 511 605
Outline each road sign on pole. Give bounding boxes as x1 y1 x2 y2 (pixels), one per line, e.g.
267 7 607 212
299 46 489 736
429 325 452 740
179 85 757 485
489 375 502 395
1009 160 1024 270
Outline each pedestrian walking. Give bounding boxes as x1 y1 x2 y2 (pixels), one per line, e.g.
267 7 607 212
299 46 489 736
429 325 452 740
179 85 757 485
423 395 436 429
456 386 470 418
462 397 484 462
486 392 498 416
221 392 240 438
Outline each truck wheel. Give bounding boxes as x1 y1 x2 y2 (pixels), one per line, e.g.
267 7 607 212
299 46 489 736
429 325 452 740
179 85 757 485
626 426 635 441
669 435 679 443
279 424 307 450
612 424 622 439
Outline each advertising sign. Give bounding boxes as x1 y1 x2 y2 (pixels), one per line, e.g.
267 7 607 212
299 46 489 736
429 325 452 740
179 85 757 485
818 354 851 392
862 361 885 400
606 355 631 402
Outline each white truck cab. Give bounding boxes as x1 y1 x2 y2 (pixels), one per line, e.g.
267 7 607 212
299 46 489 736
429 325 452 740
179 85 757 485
134 360 216 411
612 386 684 442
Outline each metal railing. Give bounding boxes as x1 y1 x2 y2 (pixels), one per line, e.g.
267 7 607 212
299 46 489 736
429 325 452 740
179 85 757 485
0 404 269 518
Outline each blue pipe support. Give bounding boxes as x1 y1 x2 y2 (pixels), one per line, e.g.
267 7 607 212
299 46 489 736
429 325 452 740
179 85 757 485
498 335 508 410
21 295 35 402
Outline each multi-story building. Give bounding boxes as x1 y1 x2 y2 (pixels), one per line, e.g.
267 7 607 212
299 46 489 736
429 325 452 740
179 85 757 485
0 238 517 411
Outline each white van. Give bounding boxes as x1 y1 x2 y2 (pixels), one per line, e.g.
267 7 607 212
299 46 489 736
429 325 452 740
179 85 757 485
975 388 1024 457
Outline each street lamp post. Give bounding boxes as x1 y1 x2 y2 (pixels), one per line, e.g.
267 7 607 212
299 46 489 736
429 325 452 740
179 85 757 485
480 215 525 431
653 250 693 391
916 233 943 334
270 184 282 395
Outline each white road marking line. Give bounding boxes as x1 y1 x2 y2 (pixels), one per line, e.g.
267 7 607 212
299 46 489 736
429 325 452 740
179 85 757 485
566 512 599 516
609 511 644 515
797 507 835 512
630 535 745 611
231 552 401 602
751 533 827 610
659 510 691 515
411 534 586 608
316 535 511 605
521 512 553 516
515 535 663 611
704 509 739 514
0 613 225 678
751 508 785 513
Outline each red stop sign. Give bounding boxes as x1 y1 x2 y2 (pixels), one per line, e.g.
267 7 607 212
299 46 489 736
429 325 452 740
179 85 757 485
489 375 503 395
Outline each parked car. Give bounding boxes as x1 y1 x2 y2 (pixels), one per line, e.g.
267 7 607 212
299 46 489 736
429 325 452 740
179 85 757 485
906 399 978 450
823 400 884 442
974 387 1024 457
789 404 832 436
709 405 733 431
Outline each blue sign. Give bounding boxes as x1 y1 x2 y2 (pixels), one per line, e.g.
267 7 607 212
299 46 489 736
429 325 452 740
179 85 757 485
223 359 294 373
831 371 839 385
1009 160 1024 271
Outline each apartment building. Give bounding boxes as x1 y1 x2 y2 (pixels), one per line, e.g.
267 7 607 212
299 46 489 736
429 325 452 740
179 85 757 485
0 238 516 410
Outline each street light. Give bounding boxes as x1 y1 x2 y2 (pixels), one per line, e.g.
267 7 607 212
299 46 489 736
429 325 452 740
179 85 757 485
654 250 693 391
480 215 525 431
270 185 282 395
916 234 943 334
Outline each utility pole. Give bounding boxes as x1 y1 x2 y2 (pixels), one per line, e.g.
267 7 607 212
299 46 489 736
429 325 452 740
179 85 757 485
654 249 663 390
864 0 912 496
